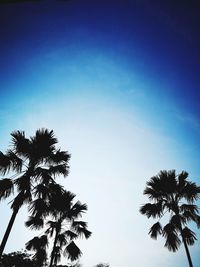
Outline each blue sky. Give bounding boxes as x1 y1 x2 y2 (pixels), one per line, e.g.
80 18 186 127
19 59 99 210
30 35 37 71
0 1 200 266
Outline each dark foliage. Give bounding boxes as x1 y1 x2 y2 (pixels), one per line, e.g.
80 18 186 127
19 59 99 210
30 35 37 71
0 251 37 267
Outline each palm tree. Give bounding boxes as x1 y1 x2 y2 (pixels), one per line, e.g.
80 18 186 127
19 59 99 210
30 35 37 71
140 170 200 267
0 129 71 257
26 190 92 267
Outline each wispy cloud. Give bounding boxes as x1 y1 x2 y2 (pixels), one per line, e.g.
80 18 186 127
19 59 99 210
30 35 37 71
176 112 200 134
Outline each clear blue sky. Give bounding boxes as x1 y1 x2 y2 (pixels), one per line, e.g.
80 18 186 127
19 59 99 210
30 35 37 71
0 1 200 266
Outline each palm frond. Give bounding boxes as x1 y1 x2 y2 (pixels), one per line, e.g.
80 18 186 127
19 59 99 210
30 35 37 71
35 129 57 147
28 198 49 217
63 230 78 240
63 190 76 203
51 190 76 214
158 170 177 194
69 201 88 219
139 202 163 218
25 216 44 230
26 235 48 251
177 171 188 191
180 181 200 203
146 170 179 201
26 236 40 251
48 187 71 213
14 174 31 192
163 202 178 213
74 226 92 239
0 178 14 200
48 182 65 195
30 129 57 161
6 150 23 173
46 149 71 165
180 204 199 214
182 227 197 246
49 164 69 177
72 221 88 229
64 241 82 261
33 167 54 185
178 171 188 181
194 215 200 228
180 204 199 223
146 175 161 192
182 210 197 223
163 223 181 252
148 222 162 239
33 183 49 199
10 130 30 157
0 152 11 175
144 187 163 200
162 223 177 237
164 234 181 252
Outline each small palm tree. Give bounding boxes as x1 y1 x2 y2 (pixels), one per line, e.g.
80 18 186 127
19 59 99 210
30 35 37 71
0 129 70 257
26 190 91 267
140 170 200 267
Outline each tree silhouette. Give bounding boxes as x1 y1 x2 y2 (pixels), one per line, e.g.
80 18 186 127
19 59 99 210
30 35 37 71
25 235 48 266
0 250 37 267
0 129 70 257
140 170 200 267
25 189 91 267
94 264 110 267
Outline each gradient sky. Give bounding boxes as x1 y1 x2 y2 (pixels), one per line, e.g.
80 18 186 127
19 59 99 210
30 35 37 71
0 1 200 266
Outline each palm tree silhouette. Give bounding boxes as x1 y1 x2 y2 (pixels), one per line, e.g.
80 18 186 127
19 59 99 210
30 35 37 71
26 189 91 267
0 129 70 257
140 170 200 267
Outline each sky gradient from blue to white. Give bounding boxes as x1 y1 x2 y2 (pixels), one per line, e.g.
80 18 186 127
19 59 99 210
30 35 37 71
0 0 200 266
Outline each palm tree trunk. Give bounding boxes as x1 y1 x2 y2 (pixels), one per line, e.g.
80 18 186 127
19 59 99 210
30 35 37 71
174 208 194 267
182 236 193 267
178 219 193 267
0 206 19 258
49 229 59 267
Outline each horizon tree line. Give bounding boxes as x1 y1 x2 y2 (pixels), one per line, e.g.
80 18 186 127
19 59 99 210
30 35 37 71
0 250 109 267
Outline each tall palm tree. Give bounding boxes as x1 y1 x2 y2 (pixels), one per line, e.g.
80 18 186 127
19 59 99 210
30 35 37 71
0 129 70 257
26 189 91 267
140 170 200 267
